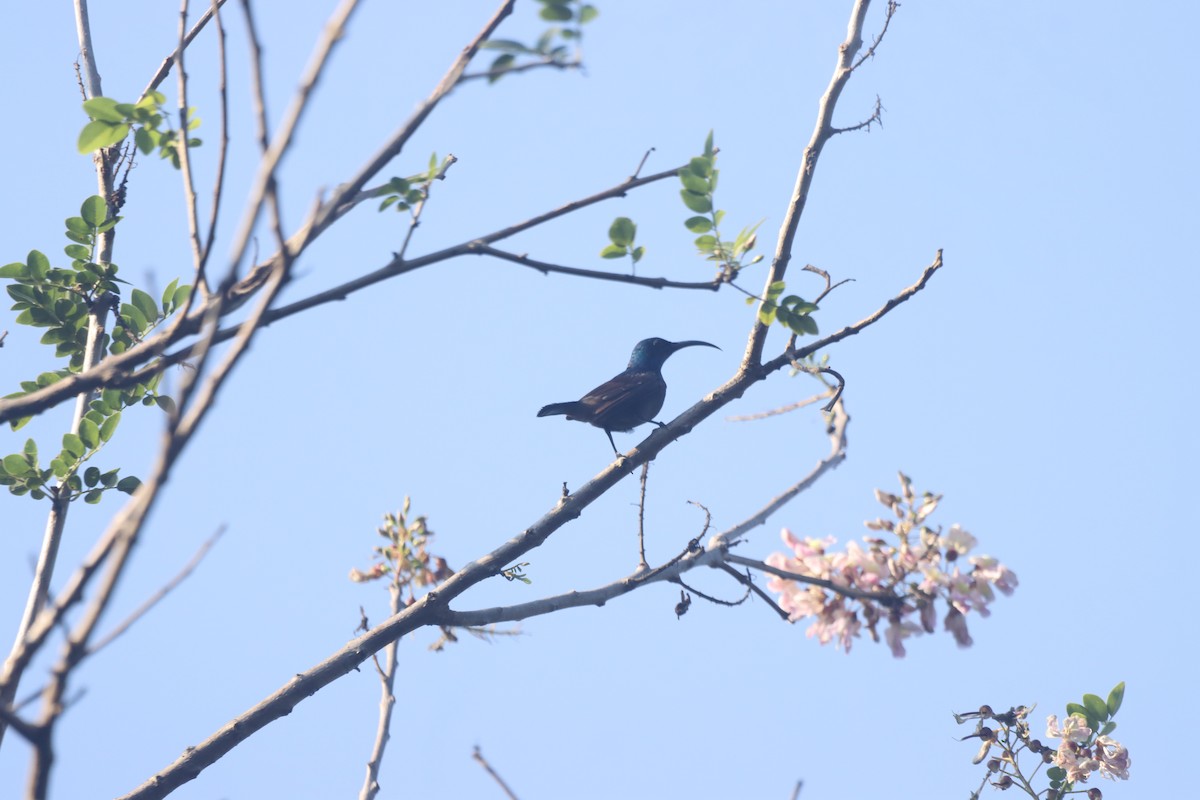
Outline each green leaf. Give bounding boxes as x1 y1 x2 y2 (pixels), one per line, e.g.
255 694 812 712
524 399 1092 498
2 453 30 476
693 234 717 252
78 120 129 153
579 4 599 23
480 39 532 53
1099 721 1117 736
1081 693 1109 723
84 466 101 488
83 97 124 123
679 190 712 214
599 244 627 259
160 278 180 311
539 3 573 21
81 196 108 227
631 246 644 263
765 280 786 301
684 216 712 233
117 476 142 494
100 469 120 488
608 217 636 247
99 412 121 442
84 489 104 504
78 418 101 450
65 216 91 235
27 250 50 278
704 129 715 158
154 395 177 415
131 288 158 322
1064 703 1089 723
794 314 819 336
679 169 709 194
121 303 149 333
488 53 516 82
1106 682 1125 716
49 457 68 478
686 156 712 178
134 127 157 155
64 244 91 261
0 262 26 279
172 284 192 310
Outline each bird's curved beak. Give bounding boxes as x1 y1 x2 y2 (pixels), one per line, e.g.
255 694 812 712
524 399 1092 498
670 340 720 353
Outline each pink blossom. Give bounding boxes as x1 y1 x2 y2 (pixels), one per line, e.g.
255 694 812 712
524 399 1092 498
1046 714 1092 743
1096 735 1131 780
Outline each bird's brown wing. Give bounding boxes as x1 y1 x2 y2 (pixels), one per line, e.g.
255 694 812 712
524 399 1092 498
578 373 661 432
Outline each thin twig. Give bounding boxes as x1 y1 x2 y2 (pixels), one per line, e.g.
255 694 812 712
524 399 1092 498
472 245 721 290
359 584 401 800
472 746 521 800
460 55 581 83
226 0 362 283
636 462 650 570
725 553 903 606
742 0 875 372
710 398 850 550
672 574 751 609
86 526 226 656
716 564 789 620
175 0 208 294
726 389 833 421
140 0 230 99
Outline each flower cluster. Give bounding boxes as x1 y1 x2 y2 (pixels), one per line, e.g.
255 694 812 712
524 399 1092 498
1046 712 1131 785
764 472 1016 656
955 684 1130 799
349 497 451 601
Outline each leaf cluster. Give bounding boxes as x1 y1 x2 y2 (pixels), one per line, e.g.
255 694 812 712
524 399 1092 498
479 0 597 83
756 280 819 337
77 92 201 167
377 153 455 214
600 216 643 267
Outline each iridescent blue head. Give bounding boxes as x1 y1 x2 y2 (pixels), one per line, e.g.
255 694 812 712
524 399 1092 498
627 337 719 371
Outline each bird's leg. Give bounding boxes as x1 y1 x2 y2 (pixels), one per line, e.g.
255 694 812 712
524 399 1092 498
604 428 623 458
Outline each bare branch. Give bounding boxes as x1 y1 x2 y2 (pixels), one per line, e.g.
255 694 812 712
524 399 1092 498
226 0 361 285
86 526 226 656
714 564 786 619
472 746 521 800
743 0 876 371
140 0 231 99
473 245 722 290
358 585 401 800
726 389 833 421
636 463 650 570
850 0 899 71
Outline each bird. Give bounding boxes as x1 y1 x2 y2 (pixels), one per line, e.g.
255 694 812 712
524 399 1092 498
538 337 719 456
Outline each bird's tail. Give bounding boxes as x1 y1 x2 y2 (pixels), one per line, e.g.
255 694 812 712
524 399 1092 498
537 401 585 418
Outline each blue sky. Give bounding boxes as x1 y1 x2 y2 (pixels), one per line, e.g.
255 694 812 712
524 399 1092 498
1 1 1195 798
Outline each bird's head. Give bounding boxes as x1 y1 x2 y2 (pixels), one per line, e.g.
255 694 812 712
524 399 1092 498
628 337 720 371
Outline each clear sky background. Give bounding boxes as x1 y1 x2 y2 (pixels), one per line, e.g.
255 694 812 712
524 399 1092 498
1 2 1196 798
